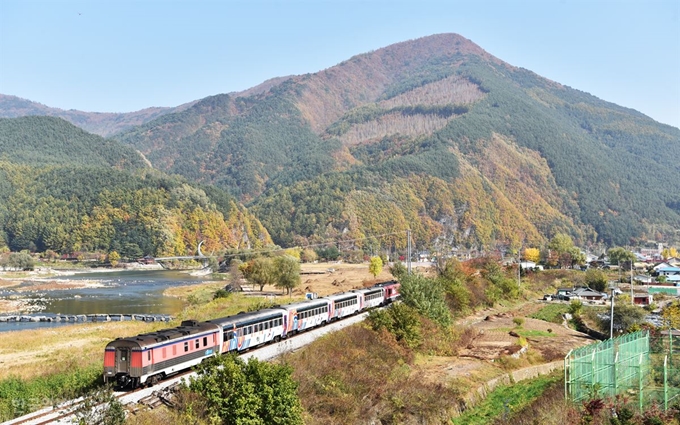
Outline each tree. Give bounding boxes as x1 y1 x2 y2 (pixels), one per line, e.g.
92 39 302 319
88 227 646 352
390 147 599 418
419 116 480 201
548 233 574 255
585 269 608 292
273 255 300 296
107 251 120 268
247 257 276 291
368 302 421 348
389 261 407 280
398 274 451 327
369 256 383 278
188 354 303 425
662 300 680 330
315 245 341 261
523 247 540 263
597 303 646 334
284 248 301 260
300 248 318 263
607 247 635 266
662 247 678 260
7 251 34 270
568 246 586 266
207 256 219 273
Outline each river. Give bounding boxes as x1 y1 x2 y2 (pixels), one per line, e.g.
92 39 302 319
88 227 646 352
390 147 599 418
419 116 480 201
0 269 211 332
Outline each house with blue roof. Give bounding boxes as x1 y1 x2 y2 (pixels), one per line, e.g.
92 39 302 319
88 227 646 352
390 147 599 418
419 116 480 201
658 266 680 277
657 266 680 285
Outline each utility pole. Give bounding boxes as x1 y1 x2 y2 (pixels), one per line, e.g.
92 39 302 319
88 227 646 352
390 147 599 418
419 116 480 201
610 286 616 339
630 260 634 306
407 228 412 274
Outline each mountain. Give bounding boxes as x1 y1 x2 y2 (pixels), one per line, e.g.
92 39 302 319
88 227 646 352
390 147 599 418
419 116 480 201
0 116 271 256
0 116 149 169
11 34 680 251
0 94 196 137
0 77 292 138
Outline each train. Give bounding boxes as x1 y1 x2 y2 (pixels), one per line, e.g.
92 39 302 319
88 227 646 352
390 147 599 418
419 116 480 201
103 280 400 388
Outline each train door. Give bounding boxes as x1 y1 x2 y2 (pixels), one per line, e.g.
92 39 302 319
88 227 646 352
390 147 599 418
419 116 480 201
116 348 130 375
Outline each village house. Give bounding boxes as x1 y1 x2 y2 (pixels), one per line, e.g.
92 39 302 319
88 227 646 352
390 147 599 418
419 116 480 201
632 293 653 306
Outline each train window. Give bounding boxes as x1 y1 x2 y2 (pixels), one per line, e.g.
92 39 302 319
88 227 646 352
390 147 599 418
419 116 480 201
226 331 234 340
184 342 189 352
259 323 263 331
203 337 208 347
148 350 151 361
195 339 199 349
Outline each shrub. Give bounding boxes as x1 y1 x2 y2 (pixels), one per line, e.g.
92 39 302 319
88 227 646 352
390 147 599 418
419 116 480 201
212 289 231 300
398 274 452 327
513 317 525 327
187 354 303 425
368 303 422 348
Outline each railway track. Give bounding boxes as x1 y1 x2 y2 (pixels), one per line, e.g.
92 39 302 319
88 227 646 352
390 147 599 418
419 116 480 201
4 311 371 425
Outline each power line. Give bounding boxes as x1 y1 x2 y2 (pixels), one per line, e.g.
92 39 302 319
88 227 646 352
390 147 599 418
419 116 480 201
217 230 410 261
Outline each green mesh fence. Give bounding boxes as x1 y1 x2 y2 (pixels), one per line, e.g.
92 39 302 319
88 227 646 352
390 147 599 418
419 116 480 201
565 330 680 411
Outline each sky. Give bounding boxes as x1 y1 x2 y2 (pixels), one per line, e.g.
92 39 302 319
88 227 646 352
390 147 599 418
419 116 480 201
1 0 678 128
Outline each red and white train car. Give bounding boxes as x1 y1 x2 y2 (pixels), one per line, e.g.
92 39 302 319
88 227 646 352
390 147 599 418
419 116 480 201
103 320 221 388
279 299 331 334
325 291 362 320
208 309 286 353
374 280 400 304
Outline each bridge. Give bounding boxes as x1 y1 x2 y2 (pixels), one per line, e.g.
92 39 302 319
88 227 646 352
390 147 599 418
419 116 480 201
152 241 214 269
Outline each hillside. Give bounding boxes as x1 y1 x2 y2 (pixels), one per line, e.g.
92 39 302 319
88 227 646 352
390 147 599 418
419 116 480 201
14 34 680 250
0 94 195 137
0 116 148 169
0 116 271 256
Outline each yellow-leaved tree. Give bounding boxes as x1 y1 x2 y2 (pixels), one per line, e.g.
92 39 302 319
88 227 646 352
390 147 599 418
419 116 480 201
662 247 678 260
107 251 120 267
662 300 680 330
523 247 541 263
369 256 383 278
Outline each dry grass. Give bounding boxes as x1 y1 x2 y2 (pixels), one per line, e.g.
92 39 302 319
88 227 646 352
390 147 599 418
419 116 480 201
0 321 166 380
285 324 467 424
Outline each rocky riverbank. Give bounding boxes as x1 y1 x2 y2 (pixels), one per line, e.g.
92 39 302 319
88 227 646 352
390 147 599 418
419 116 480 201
0 263 164 314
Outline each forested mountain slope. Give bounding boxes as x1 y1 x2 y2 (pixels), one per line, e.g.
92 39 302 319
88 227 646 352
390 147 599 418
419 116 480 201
0 116 271 256
53 35 680 249
0 94 195 137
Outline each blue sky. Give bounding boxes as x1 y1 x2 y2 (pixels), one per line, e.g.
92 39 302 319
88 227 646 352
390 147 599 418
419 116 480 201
1 0 678 128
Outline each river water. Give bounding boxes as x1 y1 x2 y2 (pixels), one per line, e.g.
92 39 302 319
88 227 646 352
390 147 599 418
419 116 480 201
0 270 211 332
